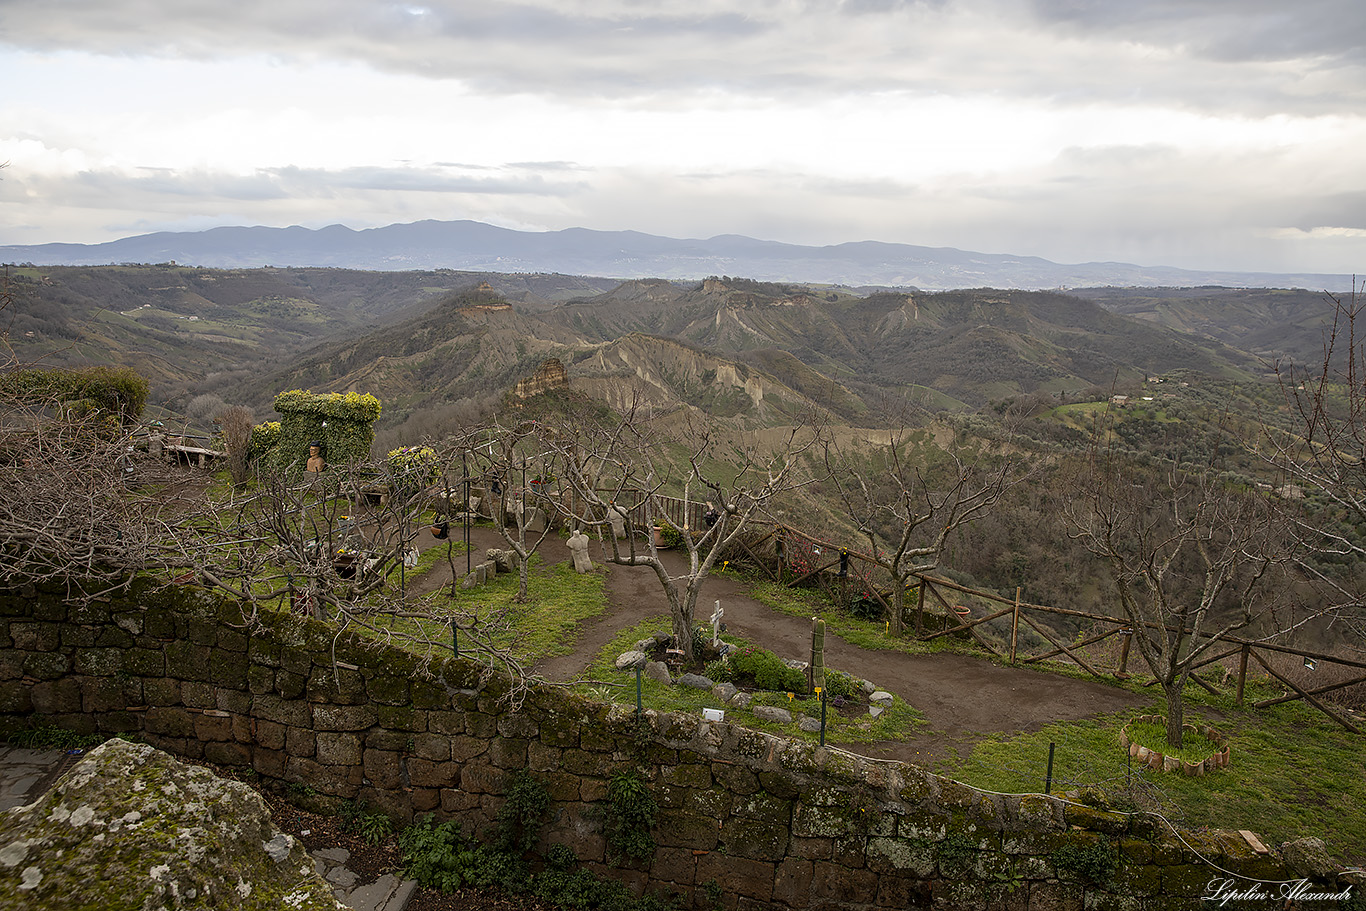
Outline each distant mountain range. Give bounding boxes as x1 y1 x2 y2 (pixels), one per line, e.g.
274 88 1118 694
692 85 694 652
1 219 1351 291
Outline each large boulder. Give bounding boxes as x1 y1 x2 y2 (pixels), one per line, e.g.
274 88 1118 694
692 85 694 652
0 738 343 910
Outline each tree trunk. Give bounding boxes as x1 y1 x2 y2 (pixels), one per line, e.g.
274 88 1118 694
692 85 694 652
889 582 905 637
1163 682 1185 749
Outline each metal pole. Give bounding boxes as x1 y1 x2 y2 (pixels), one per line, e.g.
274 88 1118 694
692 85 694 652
635 663 643 720
451 618 459 659
1044 741 1055 794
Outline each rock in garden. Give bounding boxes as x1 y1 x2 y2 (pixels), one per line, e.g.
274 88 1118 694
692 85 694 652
860 679 877 695
615 650 647 670
645 661 672 685
1283 837 1336 878
869 705 885 719
870 690 894 705
486 549 520 573
729 692 754 709
0 739 343 910
676 673 714 690
798 716 823 733
711 682 737 702
752 705 793 724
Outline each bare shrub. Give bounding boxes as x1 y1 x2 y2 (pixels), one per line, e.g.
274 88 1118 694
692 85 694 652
217 404 254 488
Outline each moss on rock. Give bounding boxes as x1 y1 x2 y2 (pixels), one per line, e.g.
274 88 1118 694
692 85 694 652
0 738 343 910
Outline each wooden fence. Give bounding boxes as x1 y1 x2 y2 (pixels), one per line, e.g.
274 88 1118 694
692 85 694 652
733 520 1365 734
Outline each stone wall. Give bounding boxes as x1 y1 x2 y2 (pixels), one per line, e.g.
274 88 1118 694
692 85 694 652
0 581 1351 910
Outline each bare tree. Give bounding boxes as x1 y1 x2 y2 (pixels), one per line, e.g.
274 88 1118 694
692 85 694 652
1068 449 1292 748
1270 282 1366 633
442 422 557 602
823 428 1016 636
544 404 820 663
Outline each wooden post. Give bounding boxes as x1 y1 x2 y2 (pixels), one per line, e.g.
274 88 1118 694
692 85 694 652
915 583 926 638
1010 587 1021 665
1117 628 1132 678
1237 644 1250 706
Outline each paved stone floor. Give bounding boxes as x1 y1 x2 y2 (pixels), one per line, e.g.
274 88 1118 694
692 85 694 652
0 744 414 911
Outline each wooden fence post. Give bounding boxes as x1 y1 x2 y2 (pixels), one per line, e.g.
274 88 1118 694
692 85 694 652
1116 628 1132 678
915 582 926 638
1237 644 1250 706
1010 587 1021 665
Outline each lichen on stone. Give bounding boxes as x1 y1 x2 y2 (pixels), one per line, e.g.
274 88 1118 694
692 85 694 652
0 738 344 910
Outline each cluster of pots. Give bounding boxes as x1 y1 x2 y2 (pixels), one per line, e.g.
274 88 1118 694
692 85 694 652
1120 713 1230 776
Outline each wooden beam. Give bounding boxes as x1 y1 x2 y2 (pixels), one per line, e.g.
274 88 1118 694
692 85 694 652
1251 650 1362 734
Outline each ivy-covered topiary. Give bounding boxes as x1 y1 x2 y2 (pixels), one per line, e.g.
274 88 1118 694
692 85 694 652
248 421 281 460
270 390 381 472
387 446 442 491
0 366 149 425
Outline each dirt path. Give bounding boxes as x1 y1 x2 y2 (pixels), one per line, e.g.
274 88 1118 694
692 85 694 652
413 525 1147 766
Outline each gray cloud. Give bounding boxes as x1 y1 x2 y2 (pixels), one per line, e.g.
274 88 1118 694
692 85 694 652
4 0 1363 114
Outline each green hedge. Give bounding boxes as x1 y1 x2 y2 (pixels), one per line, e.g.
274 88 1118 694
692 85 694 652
271 389 381 472
0 366 149 425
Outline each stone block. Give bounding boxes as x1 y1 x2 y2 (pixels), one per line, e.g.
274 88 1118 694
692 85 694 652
181 681 216 709
866 837 935 877
651 847 698 887
526 740 560 772
142 677 182 707
287 726 316 758
695 853 775 903
412 733 450 762
30 678 82 714
123 647 166 677
408 759 460 788
488 736 528 769
466 712 499 739
194 713 234 743
450 735 489 763
772 858 815 908
10 622 60 652
215 689 252 715
22 651 71 680
810 860 879 907
365 673 411 706
252 694 311 727
255 720 286 751
311 703 375 731
203 741 251 766
316 732 363 766
720 818 790 862
144 706 197 738
654 810 720 851
440 788 481 813
459 761 504 794
362 749 403 789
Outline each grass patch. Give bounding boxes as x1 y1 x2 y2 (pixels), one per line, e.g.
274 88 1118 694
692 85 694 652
1124 719 1219 762
359 556 608 666
573 616 928 746
936 692 1366 865
744 578 976 658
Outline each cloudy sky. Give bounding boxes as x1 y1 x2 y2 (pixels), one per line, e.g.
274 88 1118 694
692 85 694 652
2 0 1365 274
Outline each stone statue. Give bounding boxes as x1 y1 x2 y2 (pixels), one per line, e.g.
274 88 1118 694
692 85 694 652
305 442 325 473
607 505 627 539
568 530 592 573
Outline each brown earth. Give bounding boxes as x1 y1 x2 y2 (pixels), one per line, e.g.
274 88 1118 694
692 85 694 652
415 521 1146 768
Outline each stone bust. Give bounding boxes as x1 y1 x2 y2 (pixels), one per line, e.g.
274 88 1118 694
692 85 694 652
305 442 326 473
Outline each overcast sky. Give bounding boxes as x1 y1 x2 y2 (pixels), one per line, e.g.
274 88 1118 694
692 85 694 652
3 0 1365 274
